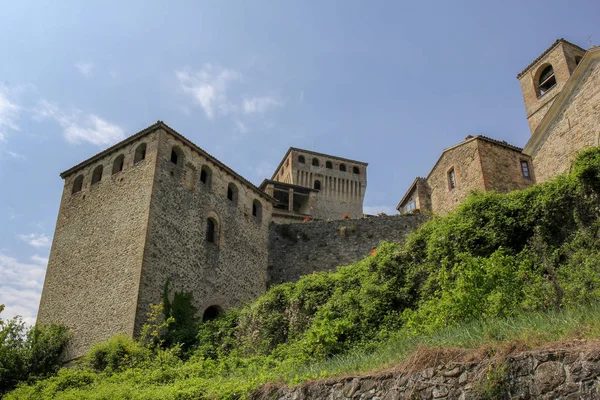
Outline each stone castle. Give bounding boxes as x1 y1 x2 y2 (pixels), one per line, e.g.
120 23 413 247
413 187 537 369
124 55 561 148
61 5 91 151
37 39 600 359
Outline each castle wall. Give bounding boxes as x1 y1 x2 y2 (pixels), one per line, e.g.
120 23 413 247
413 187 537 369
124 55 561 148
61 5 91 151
532 59 600 183
37 132 159 360
133 131 273 332
478 141 535 191
268 214 427 286
289 149 366 219
428 140 484 215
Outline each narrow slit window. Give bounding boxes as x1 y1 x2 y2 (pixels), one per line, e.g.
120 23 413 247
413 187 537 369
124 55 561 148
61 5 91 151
448 168 456 190
206 218 217 243
521 160 531 180
314 180 321 190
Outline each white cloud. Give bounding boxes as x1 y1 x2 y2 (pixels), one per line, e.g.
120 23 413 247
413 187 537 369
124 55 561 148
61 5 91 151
243 96 282 114
5 150 25 159
176 65 241 119
363 205 398 216
35 100 125 146
234 118 249 134
18 233 51 248
75 62 94 77
0 84 21 141
0 252 48 326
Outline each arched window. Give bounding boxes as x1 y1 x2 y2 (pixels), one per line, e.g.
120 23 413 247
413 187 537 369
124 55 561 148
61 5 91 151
298 155 305 164
134 143 146 164
339 163 346 172
537 65 556 97
575 56 583 66
227 183 238 205
202 305 222 322
312 158 319 166
326 161 333 169
353 166 360 174
200 165 212 186
112 154 125 175
72 175 84 194
170 146 183 165
206 218 218 244
91 165 103 185
252 199 262 220
314 180 321 190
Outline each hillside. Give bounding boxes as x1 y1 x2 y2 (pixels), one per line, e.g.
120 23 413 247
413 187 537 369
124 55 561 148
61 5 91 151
5 147 600 399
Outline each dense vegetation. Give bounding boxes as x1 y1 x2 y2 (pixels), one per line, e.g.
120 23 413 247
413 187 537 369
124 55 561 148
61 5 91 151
6 147 600 399
0 305 69 395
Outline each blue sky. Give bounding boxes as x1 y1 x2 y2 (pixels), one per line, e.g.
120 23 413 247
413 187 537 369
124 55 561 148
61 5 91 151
1 0 599 324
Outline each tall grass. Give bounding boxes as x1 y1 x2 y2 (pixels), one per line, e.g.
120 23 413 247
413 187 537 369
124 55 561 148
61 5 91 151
8 303 600 400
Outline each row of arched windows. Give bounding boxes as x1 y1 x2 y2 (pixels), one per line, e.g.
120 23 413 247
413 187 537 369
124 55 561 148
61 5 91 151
297 155 360 174
71 142 147 194
168 144 263 222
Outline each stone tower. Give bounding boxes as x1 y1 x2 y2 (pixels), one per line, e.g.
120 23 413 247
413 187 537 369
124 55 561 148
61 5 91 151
517 38 586 134
262 147 367 222
37 122 274 360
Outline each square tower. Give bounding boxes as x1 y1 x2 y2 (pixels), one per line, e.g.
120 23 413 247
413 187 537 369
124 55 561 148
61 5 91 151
517 38 586 134
264 147 368 221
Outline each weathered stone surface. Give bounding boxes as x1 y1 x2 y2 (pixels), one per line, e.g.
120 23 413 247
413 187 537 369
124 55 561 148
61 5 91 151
268 214 427 285
250 347 600 400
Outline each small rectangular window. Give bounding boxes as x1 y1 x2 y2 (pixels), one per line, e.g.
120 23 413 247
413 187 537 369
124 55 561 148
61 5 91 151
521 160 531 180
405 200 416 213
448 168 456 190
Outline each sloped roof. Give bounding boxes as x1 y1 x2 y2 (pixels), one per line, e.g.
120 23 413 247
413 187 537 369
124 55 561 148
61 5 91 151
516 38 586 79
396 177 426 210
523 46 600 157
60 121 276 203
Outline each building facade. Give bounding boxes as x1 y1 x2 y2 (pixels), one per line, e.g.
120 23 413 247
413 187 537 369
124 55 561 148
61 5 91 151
37 122 369 359
263 148 367 222
398 39 599 215
398 136 534 215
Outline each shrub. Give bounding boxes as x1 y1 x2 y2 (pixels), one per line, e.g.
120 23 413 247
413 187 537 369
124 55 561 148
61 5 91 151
0 305 69 395
86 335 150 372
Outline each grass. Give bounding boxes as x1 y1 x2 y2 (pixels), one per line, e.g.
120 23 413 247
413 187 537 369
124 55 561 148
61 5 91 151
8 303 600 399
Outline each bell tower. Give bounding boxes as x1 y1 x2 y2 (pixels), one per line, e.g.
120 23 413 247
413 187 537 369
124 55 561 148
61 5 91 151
517 38 586 134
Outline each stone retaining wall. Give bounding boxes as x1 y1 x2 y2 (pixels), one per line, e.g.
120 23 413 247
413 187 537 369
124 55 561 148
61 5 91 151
252 346 600 399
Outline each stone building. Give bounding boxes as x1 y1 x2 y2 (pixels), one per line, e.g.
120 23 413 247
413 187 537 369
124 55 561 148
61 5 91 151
38 37 600 360
397 135 534 215
398 38 599 215
37 122 370 359
524 43 600 182
37 122 279 359
261 148 367 223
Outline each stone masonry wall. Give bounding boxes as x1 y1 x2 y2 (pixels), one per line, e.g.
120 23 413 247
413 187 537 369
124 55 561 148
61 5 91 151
37 132 159 360
519 42 586 134
290 149 366 220
532 59 600 183
427 140 483 215
268 214 427 286
134 130 274 332
478 140 535 192
253 346 600 399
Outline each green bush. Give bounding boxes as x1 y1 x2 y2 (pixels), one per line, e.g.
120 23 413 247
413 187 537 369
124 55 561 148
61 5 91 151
86 335 150 372
6 146 600 399
0 305 69 395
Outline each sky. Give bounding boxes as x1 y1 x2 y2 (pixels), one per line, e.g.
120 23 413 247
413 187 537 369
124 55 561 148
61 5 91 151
1 0 599 325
